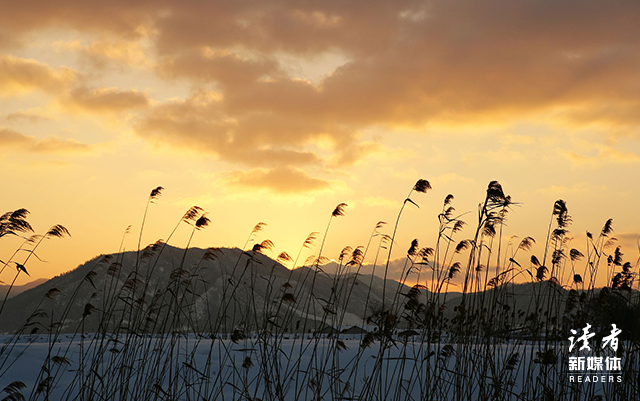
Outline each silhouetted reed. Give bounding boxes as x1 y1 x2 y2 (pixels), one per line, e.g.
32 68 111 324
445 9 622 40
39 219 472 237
0 181 639 400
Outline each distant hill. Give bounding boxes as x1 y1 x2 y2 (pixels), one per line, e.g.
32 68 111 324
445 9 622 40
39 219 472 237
0 245 411 334
0 278 48 299
0 244 604 336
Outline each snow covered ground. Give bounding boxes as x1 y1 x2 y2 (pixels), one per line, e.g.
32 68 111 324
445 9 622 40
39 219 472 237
0 334 631 400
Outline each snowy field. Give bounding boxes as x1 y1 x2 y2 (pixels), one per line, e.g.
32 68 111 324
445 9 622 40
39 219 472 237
0 333 632 400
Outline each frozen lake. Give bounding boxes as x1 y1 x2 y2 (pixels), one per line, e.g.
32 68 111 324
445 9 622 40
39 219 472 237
0 333 633 400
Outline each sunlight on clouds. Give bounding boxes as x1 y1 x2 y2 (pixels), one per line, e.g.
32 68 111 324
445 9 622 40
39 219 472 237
329 141 414 167
60 86 150 114
274 49 352 85
1 0 640 285
291 10 343 28
0 54 76 96
550 102 640 137
0 128 92 154
53 38 153 69
557 145 640 167
614 232 640 255
4 108 52 123
398 6 429 22
217 166 333 194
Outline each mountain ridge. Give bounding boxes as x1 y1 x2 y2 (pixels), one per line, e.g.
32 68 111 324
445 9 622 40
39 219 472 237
0 245 411 334
0 244 590 336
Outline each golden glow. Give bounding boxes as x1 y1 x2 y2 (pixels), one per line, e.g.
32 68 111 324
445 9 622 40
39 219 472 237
0 1 639 288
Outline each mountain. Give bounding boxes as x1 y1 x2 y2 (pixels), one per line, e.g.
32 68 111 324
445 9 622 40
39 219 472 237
0 245 411 334
0 278 48 300
0 244 593 336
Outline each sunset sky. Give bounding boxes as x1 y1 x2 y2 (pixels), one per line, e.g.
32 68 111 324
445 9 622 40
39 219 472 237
1 1 640 286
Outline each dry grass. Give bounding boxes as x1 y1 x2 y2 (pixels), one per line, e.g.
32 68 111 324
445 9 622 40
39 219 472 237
0 181 639 400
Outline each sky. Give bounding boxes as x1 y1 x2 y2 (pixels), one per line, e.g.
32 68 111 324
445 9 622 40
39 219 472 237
1 0 640 287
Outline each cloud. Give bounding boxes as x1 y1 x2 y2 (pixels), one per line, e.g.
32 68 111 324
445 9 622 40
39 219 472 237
0 1 155 44
4 0 640 166
152 2 392 56
557 146 640 167
3 1 640 110
0 54 75 96
157 48 281 87
0 32 20 50
53 38 153 69
145 0 640 132
134 89 397 169
615 233 640 255
61 86 150 114
218 166 332 194
5 109 51 123
125 1 640 168
0 128 91 154
4 1 638 124
559 102 640 132
134 93 331 166
329 141 386 167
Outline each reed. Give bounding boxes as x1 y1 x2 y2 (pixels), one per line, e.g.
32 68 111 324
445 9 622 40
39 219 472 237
0 181 638 400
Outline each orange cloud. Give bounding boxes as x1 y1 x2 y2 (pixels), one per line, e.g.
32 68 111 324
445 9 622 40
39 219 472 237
61 86 150 114
158 48 281 87
137 1 640 132
0 128 91 153
615 233 640 255
0 2 638 134
219 166 332 193
0 54 75 96
4 0 640 177
557 146 640 167
0 1 153 44
559 102 640 134
134 93 326 166
5 110 51 123
54 39 152 69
